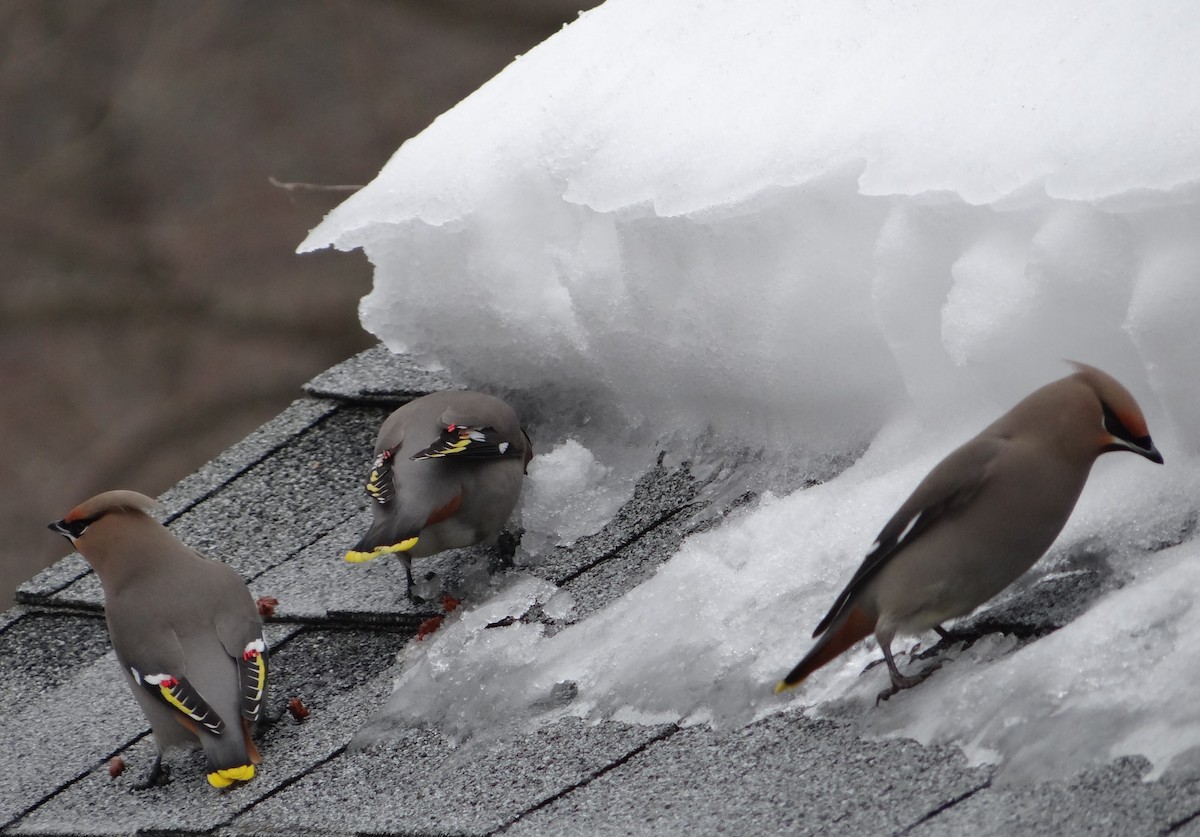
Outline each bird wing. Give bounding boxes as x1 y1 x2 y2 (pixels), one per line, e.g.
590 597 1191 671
363 448 398 506
410 424 520 461
107 596 230 735
811 436 1003 637
214 617 268 724
236 638 268 723
208 562 269 724
129 665 226 735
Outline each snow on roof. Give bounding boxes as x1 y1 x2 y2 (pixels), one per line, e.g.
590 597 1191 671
3 346 1196 835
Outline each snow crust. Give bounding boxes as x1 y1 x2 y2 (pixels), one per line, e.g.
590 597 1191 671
303 0 1200 781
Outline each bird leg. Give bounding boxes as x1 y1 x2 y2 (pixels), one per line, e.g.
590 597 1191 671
862 637 923 673
875 642 942 705
132 754 170 790
398 556 421 604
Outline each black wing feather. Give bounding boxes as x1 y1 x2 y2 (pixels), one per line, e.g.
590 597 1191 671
132 668 226 735
239 640 268 722
411 425 518 460
364 448 397 506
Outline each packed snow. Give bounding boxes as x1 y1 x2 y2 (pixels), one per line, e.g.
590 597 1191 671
303 0 1200 781
518 438 625 557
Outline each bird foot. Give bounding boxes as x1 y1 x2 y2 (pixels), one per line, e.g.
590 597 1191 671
875 661 942 705
132 758 170 790
862 639 924 673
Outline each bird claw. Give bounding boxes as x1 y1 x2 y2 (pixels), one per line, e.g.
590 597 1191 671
132 758 170 790
875 661 942 705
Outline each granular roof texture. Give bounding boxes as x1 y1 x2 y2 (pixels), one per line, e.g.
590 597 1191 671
3 345 1198 836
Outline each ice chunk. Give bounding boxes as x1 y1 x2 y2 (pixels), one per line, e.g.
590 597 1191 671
521 439 622 558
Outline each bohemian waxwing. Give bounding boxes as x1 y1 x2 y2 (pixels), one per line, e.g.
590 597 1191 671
48 491 267 789
777 362 1163 702
345 390 532 599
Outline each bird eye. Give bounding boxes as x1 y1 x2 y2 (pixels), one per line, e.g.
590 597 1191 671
1099 400 1158 460
1100 402 1130 442
49 516 97 539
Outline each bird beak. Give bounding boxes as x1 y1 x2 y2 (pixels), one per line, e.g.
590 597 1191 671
1130 435 1164 465
48 520 71 538
1111 435 1164 464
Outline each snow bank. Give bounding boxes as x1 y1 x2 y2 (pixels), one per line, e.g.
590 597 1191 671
303 0 1200 780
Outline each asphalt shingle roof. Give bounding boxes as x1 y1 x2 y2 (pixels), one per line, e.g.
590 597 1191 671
4 345 1199 836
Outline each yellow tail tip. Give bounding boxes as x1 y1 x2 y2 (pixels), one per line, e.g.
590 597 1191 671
775 679 799 694
344 537 419 563
208 764 255 788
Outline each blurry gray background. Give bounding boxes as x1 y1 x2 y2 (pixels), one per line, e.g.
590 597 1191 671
1 0 594 605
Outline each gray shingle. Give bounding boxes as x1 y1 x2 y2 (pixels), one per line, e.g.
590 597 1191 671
0 642 155 828
503 713 992 837
0 611 112 722
535 461 702 587
910 757 1200 836
6 344 1196 836
303 343 459 403
232 717 675 836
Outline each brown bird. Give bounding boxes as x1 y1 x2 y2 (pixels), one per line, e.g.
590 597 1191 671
345 390 532 599
49 491 267 788
777 362 1163 702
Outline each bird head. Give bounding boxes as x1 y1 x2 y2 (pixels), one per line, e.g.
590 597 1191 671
48 490 159 546
1068 361 1163 464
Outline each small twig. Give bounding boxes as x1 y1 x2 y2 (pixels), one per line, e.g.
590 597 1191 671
268 176 363 194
